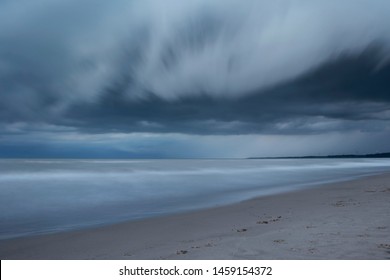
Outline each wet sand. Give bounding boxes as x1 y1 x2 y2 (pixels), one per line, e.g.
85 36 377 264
1 173 389 260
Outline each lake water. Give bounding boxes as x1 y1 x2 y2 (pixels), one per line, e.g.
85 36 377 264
0 158 389 239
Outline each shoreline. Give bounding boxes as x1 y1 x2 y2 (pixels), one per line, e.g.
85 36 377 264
1 172 389 259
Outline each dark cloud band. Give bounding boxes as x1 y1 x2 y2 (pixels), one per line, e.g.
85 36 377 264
0 0 390 158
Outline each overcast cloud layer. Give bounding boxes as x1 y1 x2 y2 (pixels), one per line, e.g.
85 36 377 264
1 0 390 157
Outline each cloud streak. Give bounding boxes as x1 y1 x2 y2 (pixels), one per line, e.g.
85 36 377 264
2 1 390 104
1 0 390 156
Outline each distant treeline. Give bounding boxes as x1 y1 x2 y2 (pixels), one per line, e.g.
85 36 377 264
248 152 390 159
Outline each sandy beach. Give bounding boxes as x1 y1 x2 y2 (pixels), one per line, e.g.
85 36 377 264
0 172 389 260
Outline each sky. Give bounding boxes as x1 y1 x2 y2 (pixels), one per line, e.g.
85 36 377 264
0 0 390 158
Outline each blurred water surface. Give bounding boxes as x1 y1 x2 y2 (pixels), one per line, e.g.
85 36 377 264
1 158 389 239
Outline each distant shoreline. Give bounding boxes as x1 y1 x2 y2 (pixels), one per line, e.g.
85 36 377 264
248 152 390 159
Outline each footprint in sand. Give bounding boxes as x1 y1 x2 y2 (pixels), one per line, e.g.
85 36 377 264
308 248 317 254
257 216 282 224
332 200 360 207
191 242 215 249
306 225 316 229
332 200 346 207
378 244 390 250
176 250 188 255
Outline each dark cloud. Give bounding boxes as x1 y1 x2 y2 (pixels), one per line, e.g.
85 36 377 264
1 0 390 156
60 46 390 135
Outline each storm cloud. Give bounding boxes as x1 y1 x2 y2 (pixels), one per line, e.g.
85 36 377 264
1 0 390 157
